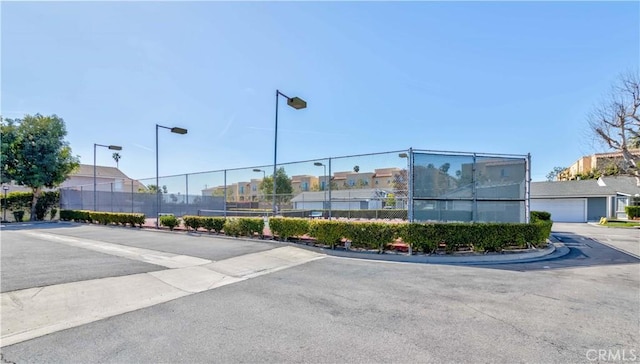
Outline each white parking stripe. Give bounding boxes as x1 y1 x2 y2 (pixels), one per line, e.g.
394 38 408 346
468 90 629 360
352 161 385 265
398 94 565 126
21 231 212 268
1 244 324 347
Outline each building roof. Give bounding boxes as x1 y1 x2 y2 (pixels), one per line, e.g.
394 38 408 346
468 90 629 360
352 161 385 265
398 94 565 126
531 176 640 198
291 188 391 202
72 164 131 179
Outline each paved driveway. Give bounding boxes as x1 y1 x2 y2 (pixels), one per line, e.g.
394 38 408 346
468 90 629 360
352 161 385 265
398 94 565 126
1 222 638 363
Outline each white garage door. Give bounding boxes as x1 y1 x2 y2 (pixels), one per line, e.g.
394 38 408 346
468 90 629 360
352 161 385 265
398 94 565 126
530 198 587 223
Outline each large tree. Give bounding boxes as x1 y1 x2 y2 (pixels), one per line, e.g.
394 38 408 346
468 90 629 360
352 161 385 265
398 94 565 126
259 167 292 208
589 72 640 174
1 114 79 220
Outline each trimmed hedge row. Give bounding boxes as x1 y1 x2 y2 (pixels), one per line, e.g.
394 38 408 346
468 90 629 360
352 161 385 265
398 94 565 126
270 218 552 253
182 215 264 236
625 206 640 219
1 191 59 221
60 210 145 227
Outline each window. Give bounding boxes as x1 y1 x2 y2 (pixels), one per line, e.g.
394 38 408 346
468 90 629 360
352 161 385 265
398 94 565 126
302 182 309 191
239 186 244 194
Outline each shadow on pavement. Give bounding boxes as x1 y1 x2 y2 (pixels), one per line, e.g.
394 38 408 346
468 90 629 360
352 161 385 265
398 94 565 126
472 231 640 272
0 221 79 232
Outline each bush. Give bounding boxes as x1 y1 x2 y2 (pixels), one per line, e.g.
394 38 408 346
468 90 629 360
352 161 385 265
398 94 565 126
268 217 309 241
238 218 265 237
49 207 58 220
182 215 203 231
308 220 349 249
159 215 180 231
531 211 551 222
203 217 226 233
34 191 59 221
223 218 242 237
12 210 25 222
626 206 640 219
0 191 59 221
344 222 396 253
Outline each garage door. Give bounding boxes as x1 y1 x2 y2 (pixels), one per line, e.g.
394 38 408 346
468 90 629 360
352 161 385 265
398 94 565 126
530 199 587 223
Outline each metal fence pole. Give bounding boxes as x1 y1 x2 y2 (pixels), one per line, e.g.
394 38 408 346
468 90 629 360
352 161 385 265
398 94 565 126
408 147 414 223
131 179 134 213
328 158 332 220
110 182 113 212
472 153 478 222
223 170 227 218
525 153 531 223
186 174 189 206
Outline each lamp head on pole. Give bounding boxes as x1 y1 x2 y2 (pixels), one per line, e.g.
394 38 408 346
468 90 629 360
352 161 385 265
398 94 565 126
398 153 408 158
108 145 122 151
313 162 324 167
287 97 307 110
170 127 188 135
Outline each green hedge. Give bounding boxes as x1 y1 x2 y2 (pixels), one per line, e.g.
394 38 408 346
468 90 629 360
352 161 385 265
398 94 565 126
60 210 145 227
268 217 309 241
1 191 59 221
531 210 551 221
344 221 398 253
159 215 180 231
626 206 640 219
308 220 349 249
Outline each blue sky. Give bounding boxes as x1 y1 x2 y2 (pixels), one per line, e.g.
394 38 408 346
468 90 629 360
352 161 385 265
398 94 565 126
2 1 639 184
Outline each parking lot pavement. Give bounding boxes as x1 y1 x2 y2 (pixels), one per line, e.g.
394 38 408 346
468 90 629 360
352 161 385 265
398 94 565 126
1 223 638 363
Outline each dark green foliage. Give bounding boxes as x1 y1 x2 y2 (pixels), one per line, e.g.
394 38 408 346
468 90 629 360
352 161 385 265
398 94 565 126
268 217 309 241
1 114 79 220
209 217 226 233
344 221 396 253
12 211 25 222
49 207 58 220
625 206 640 219
1 191 59 221
159 215 180 230
34 191 59 220
59 210 145 227
182 215 203 231
238 218 265 237
308 220 349 249
531 211 551 221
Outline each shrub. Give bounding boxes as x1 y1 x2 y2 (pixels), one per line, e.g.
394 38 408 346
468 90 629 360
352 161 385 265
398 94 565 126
223 218 242 237
344 221 397 253
159 215 180 231
268 217 309 241
34 191 59 221
398 223 437 253
12 210 25 222
308 220 349 249
182 215 203 231
202 217 226 233
531 211 551 222
626 206 640 219
238 217 265 237
49 207 58 220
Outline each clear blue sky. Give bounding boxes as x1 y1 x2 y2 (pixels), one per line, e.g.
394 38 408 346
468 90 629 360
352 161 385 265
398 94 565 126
2 1 639 184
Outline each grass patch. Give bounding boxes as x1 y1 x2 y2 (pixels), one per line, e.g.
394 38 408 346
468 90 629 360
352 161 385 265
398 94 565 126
603 221 640 228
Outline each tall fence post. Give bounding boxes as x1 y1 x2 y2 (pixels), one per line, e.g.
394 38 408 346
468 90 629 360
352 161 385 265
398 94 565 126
223 170 227 218
472 153 478 222
110 182 114 212
408 147 414 223
526 153 531 223
328 158 332 220
186 174 189 207
131 179 134 213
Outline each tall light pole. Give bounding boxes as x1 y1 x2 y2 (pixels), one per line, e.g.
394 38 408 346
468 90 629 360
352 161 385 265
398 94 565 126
314 162 326 211
156 124 188 228
273 90 307 216
2 185 9 222
94 143 122 211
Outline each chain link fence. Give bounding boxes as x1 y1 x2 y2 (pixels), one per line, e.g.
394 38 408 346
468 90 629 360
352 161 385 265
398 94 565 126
60 148 530 223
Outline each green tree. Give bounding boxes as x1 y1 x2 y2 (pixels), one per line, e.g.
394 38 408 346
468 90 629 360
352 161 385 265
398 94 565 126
259 167 293 208
546 166 567 181
1 114 79 221
353 165 360 173
385 193 396 208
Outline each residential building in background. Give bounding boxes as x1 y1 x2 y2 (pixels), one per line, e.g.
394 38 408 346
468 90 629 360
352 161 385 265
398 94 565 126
559 149 640 180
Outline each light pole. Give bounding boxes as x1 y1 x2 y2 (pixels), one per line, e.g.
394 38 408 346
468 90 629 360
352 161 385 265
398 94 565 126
314 162 326 211
273 90 307 216
94 143 122 211
156 124 188 228
3 185 9 222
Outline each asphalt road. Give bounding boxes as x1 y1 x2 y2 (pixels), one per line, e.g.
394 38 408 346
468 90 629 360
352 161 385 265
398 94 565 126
1 222 638 363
